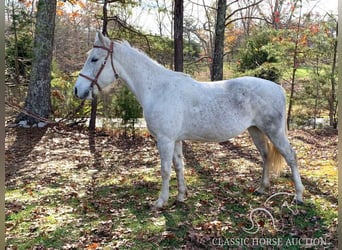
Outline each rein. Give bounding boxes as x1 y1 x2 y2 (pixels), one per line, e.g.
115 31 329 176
79 42 119 92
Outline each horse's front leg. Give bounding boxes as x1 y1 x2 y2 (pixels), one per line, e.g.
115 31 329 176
173 141 187 202
154 139 175 208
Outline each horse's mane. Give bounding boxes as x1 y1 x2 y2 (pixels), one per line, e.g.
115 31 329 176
115 40 191 79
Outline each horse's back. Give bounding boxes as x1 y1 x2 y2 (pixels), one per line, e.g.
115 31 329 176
220 77 286 117
223 76 285 101
145 76 286 142
173 77 285 141
197 76 286 114
223 76 287 132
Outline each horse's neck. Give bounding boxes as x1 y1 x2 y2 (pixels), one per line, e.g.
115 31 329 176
114 42 166 107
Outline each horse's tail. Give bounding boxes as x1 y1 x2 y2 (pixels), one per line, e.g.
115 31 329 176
266 141 284 176
265 130 286 176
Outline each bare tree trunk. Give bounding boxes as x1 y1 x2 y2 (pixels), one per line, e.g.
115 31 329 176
329 22 338 128
272 0 280 29
10 1 21 84
89 96 98 132
202 0 214 77
313 56 319 129
89 0 110 132
102 0 109 36
287 3 302 130
174 0 183 72
211 0 227 81
287 54 297 130
16 0 56 125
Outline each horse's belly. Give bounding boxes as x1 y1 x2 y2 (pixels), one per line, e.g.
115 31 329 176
180 120 249 142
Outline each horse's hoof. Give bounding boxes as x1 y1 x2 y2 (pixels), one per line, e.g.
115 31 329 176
152 199 167 210
172 200 190 210
177 194 186 202
173 199 184 206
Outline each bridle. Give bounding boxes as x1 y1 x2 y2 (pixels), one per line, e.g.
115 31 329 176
79 42 119 92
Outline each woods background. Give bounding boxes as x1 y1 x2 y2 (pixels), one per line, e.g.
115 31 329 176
5 0 338 130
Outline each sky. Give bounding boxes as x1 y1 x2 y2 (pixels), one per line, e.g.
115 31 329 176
128 0 338 36
312 0 338 13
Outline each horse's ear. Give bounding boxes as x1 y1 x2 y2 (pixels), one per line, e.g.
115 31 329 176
95 31 104 44
95 31 101 41
95 31 110 47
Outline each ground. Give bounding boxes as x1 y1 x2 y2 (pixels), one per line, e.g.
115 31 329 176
5 124 338 249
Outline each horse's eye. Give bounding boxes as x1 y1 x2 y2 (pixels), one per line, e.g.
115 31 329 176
91 57 98 63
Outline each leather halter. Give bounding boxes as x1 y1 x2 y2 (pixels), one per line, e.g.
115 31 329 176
79 42 119 92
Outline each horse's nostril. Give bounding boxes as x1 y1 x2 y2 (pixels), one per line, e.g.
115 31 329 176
74 87 78 97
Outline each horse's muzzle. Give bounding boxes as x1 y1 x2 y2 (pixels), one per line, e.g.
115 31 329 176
74 86 91 100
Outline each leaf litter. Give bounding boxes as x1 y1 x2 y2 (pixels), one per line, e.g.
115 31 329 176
5 125 337 249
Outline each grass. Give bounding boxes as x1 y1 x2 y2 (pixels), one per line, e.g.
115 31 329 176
294 67 312 79
280 65 313 80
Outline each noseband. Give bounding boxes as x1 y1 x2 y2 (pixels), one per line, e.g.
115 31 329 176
79 42 119 92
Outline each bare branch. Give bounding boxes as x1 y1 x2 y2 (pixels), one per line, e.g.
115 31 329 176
104 15 151 51
225 0 264 21
226 16 269 26
185 56 212 65
187 0 216 11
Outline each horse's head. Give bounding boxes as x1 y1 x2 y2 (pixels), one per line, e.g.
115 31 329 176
74 31 119 99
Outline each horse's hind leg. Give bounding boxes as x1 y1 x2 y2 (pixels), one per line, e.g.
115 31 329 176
266 130 305 204
173 141 187 202
248 126 270 194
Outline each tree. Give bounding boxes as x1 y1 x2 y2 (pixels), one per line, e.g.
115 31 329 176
16 0 57 125
89 0 111 132
115 87 143 136
53 0 96 73
5 0 35 85
153 0 172 37
258 0 302 29
174 0 183 72
211 0 227 81
237 28 278 71
287 1 303 129
329 21 337 128
302 16 338 128
211 0 264 81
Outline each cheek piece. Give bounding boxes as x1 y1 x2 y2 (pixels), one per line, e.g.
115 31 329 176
78 42 119 94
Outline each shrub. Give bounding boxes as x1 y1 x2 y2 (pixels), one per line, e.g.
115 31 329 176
115 86 143 136
237 29 278 72
252 63 281 82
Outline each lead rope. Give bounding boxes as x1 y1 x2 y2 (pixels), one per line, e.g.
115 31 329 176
5 99 86 127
